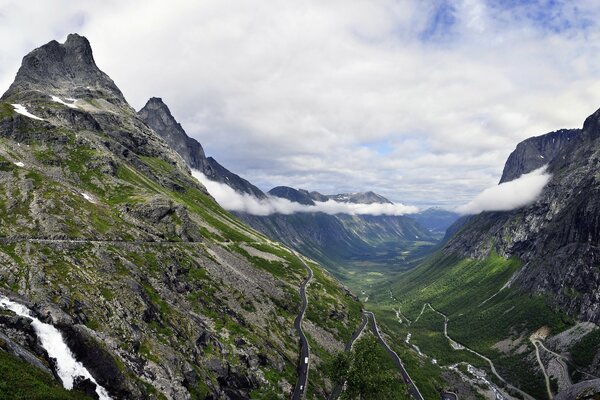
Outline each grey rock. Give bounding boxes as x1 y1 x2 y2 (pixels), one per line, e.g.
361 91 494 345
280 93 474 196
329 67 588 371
1 33 126 105
500 128 580 183
444 108 600 324
138 97 267 199
137 97 206 168
554 378 600 400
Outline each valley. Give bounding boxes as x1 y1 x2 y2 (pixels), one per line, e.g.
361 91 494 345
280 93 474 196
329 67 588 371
1 27 600 400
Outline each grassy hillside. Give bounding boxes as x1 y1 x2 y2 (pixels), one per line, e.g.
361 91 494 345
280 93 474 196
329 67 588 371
369 252 574 399
0 91 362 399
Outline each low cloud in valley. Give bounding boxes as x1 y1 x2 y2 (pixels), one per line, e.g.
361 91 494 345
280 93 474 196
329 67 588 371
192 171 418 216
456 166 551 215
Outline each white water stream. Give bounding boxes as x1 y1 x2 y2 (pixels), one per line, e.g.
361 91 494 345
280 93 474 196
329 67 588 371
0 296 111 400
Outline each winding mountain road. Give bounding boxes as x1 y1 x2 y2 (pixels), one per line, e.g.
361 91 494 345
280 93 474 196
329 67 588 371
327 314 369 400
531 339 553 399
291 253 313 400
421 303 535 400
364 311 425 400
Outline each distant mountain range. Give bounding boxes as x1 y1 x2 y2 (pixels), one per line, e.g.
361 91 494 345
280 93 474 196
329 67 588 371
139 98 459 282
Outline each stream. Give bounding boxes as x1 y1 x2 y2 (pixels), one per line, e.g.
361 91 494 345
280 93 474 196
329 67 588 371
0 295 111 400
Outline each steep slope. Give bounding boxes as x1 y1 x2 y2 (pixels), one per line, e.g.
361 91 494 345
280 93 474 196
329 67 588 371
138 97 266 199
0 34 362 400
372 119 600 398
238 202 435 291
499 128 580 183
137 102 437 290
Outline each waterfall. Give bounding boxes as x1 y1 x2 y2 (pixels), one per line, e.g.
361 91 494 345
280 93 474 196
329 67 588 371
0 296 111 400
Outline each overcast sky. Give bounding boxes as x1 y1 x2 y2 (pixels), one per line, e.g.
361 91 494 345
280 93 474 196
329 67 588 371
2 0 600 208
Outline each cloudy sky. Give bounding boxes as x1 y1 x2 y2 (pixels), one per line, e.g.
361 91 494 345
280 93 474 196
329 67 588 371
2 0 600 208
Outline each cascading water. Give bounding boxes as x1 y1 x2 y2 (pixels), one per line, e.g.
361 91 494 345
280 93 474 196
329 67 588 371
0 296 111 400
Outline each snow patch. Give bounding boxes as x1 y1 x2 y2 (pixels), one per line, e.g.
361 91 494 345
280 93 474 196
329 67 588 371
80 192 96 203
51 95 78 109
0 296 111 399
11 104 44 121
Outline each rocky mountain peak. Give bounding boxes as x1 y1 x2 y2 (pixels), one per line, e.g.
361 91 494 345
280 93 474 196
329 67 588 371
329 191 393 204
499 128 580 183
138 97 206 167
1 33 125 103
138 97 268 199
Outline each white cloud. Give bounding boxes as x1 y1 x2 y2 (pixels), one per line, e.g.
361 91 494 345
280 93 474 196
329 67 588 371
455 166 551 215
192 170 418 216
1 1 600 207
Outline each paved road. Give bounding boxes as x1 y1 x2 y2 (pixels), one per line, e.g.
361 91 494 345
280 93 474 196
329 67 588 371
327 313 369 400
531 339 553 399
364 311 425 400
424 303 534 400
291 253 313 400
0 237 202 245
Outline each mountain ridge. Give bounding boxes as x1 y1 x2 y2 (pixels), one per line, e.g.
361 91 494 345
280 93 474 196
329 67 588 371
0 34 362 400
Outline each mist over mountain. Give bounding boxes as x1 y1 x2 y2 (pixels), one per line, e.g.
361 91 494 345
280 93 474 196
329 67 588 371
4 2 600 398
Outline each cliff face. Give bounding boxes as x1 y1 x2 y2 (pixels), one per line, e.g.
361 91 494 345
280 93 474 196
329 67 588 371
499 128 580 183
138 98 267 199
443 112 600 323
137 97 206 169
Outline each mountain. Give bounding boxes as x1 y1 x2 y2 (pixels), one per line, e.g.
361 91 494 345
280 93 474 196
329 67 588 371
137 101 437 290
499 128 580 183
268 187 394 205
239 188 435 288
268 186 315 205
138 97 266 199
326 191 393 205
372 119 600 398
0 34 362 399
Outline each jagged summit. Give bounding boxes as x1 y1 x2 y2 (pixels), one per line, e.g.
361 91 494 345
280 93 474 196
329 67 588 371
1 33 126 104
138 97 267 199
499 128 580 183
329 191 392 204
138 97 206 168
268 187 393 205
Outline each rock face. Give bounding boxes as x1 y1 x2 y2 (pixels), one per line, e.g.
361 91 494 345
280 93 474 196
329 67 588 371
0 34 362 400
554 378 600 400
137 97 206 169
442 111 600 324
138 97 267 199
2 33 126 105
499 128 580 183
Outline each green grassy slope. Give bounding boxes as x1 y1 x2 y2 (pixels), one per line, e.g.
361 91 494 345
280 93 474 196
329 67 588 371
0 94 362 399
369 252 574 399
